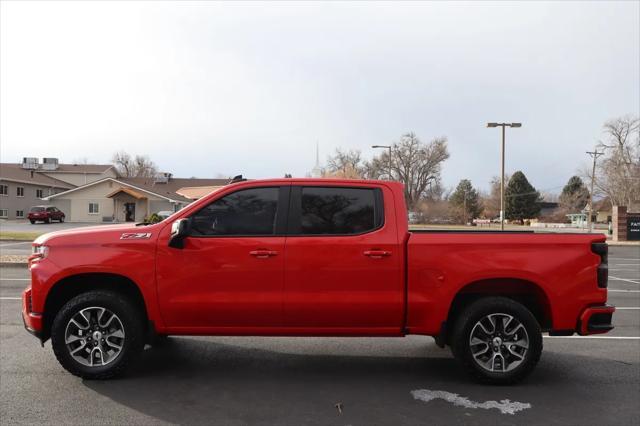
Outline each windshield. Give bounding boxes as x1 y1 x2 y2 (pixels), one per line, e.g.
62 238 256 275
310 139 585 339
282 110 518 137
30 207 45 212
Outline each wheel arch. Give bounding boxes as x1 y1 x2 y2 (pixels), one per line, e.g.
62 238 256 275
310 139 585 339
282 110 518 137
42 273 149 342
441 277 552 346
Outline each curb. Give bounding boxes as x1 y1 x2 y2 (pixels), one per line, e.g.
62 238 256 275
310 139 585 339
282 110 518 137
0 262 28 268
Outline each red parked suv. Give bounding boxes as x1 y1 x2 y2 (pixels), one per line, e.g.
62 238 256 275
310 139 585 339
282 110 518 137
28 206 65 224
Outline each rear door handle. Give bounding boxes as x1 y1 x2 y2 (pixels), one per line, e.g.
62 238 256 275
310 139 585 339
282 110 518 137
249 249 278 258
363 250 391 258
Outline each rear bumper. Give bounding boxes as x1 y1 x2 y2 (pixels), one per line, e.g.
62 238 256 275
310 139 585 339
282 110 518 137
21 287 43 341
578 305 615 335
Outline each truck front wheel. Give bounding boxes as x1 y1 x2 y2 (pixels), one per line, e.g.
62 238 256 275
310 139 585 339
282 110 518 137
51 290 145 379
451 297 542 385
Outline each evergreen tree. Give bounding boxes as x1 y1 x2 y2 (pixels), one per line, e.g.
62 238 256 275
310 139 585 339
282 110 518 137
559 176 590 213
505 171 542 222
449 179 482 223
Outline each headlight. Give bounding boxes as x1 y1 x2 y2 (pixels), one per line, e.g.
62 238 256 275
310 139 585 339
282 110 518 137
30 245 49 262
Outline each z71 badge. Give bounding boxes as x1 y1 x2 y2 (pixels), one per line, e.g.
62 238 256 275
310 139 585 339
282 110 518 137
120 232 152 240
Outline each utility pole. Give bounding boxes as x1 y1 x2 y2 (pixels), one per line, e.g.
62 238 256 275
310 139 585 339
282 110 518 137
586 149 604 233
463 190 467 225
486 122 522 230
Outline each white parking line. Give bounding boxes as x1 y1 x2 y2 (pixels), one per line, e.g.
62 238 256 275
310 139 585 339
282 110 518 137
544 336 640 340
0 278 30 281
0 297 21 300
609 289 640 292
610 276 640 284
0 242 31 247
616 307 640 310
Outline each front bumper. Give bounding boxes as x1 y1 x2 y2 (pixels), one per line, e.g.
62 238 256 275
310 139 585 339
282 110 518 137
578 305 615 335
22 287 43 341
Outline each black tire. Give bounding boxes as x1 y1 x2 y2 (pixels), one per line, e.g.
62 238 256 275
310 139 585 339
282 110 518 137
59 216 65 223
29 220 35 224
51 290 145 379
450 296 542 385
44 218 50 224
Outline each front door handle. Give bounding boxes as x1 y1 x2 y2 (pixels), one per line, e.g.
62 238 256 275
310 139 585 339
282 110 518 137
363 250 391 258
249 249 278 258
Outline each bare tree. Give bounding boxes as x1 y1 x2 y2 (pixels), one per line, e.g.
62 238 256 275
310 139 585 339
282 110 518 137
323 132 450 208
132 154 158 178
481 174 510 219
325 149 364 178
365 132 450 209
587 115 640 209
112 151 158 178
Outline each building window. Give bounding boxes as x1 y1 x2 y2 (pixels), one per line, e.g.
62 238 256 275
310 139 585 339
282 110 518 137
0 185 7 196
36 189 44 199
16 210 24 218
16 187 24 197
88 203 100 214
0 209 7 218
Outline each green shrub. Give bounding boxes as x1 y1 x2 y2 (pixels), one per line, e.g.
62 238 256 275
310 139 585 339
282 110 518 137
143 213 163 224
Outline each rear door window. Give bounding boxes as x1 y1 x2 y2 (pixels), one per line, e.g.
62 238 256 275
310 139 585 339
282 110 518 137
293 187 382 235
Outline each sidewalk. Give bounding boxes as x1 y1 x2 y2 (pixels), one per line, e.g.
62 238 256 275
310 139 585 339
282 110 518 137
0 254 28 267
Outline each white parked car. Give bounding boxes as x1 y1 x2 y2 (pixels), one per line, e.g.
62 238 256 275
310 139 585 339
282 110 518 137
156 211 174 220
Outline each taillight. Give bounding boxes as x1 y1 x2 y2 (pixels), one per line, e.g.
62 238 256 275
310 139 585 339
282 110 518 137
591 242 608 288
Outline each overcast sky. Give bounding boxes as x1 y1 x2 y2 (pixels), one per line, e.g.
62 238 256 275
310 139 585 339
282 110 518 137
1 1 638 193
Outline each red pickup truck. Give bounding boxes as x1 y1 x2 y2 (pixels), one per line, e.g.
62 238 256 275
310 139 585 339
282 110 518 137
23 178 614 384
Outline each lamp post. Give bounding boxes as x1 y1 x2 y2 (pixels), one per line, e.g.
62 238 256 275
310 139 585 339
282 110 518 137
372 145 392 180
486 122 522 231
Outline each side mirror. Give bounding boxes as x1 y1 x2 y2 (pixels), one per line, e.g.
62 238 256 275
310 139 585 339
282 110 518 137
169 218 191 249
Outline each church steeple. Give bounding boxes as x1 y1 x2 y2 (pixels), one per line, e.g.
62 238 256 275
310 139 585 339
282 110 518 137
310 140 323 177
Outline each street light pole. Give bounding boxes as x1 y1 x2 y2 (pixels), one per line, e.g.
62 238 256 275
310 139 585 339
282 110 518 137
486 122 522 231
586 149 604 233
372 145 392 180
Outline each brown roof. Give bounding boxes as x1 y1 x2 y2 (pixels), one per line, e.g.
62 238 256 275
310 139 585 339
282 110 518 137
45 176 231 203
0 163 74 188
175 185 225 200
44 164 115 174
105 187 148 200
119 177 230 202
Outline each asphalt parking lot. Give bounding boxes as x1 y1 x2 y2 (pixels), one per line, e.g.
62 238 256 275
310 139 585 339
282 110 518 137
1 247 638 425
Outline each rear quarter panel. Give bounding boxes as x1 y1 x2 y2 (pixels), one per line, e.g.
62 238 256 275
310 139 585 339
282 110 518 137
406 232 607 335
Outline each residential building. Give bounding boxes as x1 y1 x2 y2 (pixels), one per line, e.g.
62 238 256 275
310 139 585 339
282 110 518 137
46 175 229 222
593 198 612 223
0 162 73 220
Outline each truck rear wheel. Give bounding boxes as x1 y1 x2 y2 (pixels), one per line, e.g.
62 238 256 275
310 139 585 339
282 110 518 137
451 296 542 385
51 290 145 379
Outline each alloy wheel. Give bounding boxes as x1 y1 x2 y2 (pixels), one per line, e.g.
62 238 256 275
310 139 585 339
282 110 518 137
64 306 125 367
468 313 529 373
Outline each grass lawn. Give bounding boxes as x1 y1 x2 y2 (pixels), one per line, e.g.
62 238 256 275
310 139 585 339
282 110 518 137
0 231 42 241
